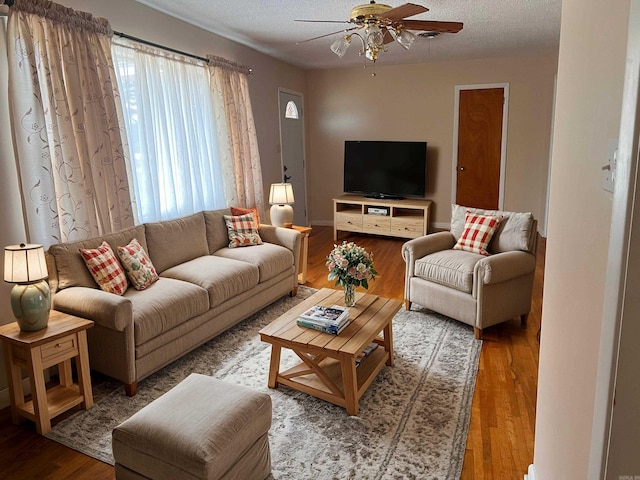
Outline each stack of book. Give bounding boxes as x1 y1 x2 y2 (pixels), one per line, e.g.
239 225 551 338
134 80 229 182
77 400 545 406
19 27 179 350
296 304 350 335
356 343 379 367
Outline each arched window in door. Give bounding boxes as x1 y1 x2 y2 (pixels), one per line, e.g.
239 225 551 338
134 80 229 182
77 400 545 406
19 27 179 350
285 100 299 119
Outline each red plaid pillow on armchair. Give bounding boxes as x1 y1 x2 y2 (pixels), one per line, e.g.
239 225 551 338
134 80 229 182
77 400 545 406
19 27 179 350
224 213 263 248
453 211 501 256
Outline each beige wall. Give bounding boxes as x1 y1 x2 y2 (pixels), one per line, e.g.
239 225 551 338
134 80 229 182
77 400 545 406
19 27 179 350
305 53 558 229
0 0 307 403
535 0 630 478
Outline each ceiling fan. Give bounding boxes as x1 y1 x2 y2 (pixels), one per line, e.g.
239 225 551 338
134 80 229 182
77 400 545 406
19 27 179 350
296 1 463 66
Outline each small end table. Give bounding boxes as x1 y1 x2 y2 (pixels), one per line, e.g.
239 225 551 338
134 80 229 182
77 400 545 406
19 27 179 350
0 311 94 434
291 225 312 284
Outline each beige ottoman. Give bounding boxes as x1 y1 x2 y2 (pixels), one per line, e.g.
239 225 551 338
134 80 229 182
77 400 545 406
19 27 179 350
112 373 272 480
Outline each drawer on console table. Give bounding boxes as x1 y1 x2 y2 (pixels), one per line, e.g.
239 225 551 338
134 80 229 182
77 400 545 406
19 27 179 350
391 217 424 238
363 215 391 235
336 212 363 232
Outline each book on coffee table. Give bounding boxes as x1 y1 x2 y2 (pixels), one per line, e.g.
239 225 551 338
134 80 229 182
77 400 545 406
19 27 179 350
296 317 349 335
298 305 349 327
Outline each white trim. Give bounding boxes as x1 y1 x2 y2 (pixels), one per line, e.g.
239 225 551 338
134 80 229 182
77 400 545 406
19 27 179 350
452 83 510 210
0 377 34 410
525 463 538 480
588 2 640 477
543 75 558 237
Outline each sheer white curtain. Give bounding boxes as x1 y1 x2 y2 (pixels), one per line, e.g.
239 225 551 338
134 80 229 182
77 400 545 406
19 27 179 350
6 0 134 247
112 38 226 223
208 56 264 218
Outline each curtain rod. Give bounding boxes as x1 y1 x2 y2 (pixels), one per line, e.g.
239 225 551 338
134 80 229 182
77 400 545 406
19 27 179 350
113 30 210 64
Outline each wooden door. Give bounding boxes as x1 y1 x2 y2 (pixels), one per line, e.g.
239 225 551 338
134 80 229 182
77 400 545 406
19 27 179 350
455 87 505 209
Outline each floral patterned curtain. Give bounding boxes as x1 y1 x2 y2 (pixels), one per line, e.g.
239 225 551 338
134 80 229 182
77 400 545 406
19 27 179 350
207 55 264 218
6 0 135 247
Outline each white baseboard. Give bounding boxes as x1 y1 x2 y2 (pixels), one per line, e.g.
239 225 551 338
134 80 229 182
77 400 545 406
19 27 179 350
310 220 333 227
524 464 537 480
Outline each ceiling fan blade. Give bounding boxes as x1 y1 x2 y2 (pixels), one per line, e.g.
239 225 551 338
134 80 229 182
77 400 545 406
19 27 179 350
295 19 351 24
383 3 428 22
295 26 360 45
402 20 464 33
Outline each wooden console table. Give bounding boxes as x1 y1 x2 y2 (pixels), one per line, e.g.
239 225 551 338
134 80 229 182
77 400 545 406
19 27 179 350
333 194 432 240
0 311 94 434
292 225 312 284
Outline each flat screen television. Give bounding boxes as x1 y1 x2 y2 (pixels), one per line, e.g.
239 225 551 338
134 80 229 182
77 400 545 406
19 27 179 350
343 140 427 199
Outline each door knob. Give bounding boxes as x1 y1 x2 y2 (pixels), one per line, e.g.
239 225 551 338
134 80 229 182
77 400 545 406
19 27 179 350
459 167 465 171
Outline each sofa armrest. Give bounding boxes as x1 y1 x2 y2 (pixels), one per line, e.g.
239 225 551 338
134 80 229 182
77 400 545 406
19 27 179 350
402 232 456 266
475 251 536 285
258 224 301 251
53 287 133 331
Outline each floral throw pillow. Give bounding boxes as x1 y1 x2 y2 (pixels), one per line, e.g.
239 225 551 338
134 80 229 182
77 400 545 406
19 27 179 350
79 241 129 295
453 211 501 256
224 213 263 248
117 238 159 290
230 206 261 229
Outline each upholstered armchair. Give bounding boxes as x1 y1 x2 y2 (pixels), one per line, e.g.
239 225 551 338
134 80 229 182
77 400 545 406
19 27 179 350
402 205 537 339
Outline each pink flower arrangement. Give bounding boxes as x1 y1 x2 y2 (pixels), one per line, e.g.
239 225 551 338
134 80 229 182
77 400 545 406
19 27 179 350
326 241 377 289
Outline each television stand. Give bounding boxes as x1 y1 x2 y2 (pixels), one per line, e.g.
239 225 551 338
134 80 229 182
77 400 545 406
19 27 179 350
333 194 432 241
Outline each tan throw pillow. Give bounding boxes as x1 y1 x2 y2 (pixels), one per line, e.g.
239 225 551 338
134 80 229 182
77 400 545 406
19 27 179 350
117 238 159 290
79 241 129 295
230 206 261 229
453 212 501 256
224 213 263 248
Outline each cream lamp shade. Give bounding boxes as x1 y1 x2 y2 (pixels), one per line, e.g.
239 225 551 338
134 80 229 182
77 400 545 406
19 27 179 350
269 183 295 227
4 243 51 331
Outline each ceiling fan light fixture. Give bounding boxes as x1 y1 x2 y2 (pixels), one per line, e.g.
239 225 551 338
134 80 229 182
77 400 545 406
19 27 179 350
365 24 384 50
393 28 416 50
330 35 352 58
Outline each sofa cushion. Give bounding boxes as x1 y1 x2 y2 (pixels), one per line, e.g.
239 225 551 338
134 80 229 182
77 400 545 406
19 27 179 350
117 238 159 290
224 214 263 248
125 277 210 346
415 249 483 293
214 243 294 283
48 225 147 290
144 212 209 273
453 212 500 256
231 205 261 228
203 208 232 254
161 256 260 308
79 241 129 295
451 204 534 253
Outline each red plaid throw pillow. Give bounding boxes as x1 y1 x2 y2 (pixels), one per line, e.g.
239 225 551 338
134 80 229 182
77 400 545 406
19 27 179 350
453 212 501 256
224 213 263 248
79 241 129 295
230 206 261 229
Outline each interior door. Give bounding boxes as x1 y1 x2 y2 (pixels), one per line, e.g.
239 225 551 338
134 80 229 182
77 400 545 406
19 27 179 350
278 89 307 226
455 86 506 210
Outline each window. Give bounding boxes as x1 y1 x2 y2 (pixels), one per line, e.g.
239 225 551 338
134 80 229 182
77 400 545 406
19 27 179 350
112 39 226 223
285 100 299 119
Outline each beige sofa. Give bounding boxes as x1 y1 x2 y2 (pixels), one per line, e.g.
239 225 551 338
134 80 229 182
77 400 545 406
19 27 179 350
402 204 537 339
46 209 301 396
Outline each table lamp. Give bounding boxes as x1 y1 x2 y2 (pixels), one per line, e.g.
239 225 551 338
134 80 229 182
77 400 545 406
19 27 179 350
269 183 295 227
4 243 50 331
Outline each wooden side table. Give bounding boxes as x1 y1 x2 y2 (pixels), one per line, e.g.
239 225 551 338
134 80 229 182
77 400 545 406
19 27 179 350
0 311 94 434
292 225 312 284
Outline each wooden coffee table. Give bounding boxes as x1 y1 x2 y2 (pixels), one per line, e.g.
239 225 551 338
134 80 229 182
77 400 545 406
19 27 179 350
259 288 401 415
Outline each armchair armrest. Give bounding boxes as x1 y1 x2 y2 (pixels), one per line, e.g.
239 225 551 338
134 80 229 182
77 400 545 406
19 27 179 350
53 287 133 331
402 232 456 265
475 250 536 285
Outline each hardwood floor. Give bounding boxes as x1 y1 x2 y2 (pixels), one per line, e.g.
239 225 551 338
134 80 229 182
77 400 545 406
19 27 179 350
0 226 543 479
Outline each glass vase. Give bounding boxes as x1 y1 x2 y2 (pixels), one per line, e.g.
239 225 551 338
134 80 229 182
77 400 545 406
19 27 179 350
343 283 356 307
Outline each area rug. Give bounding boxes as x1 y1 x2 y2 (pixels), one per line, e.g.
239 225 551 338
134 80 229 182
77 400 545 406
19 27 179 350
46 287 482 479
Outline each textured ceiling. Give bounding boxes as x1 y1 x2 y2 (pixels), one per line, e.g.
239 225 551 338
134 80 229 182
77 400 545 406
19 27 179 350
135 0 562 69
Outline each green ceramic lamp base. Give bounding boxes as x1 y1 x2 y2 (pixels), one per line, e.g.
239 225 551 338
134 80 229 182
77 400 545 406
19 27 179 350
10 280 51 331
